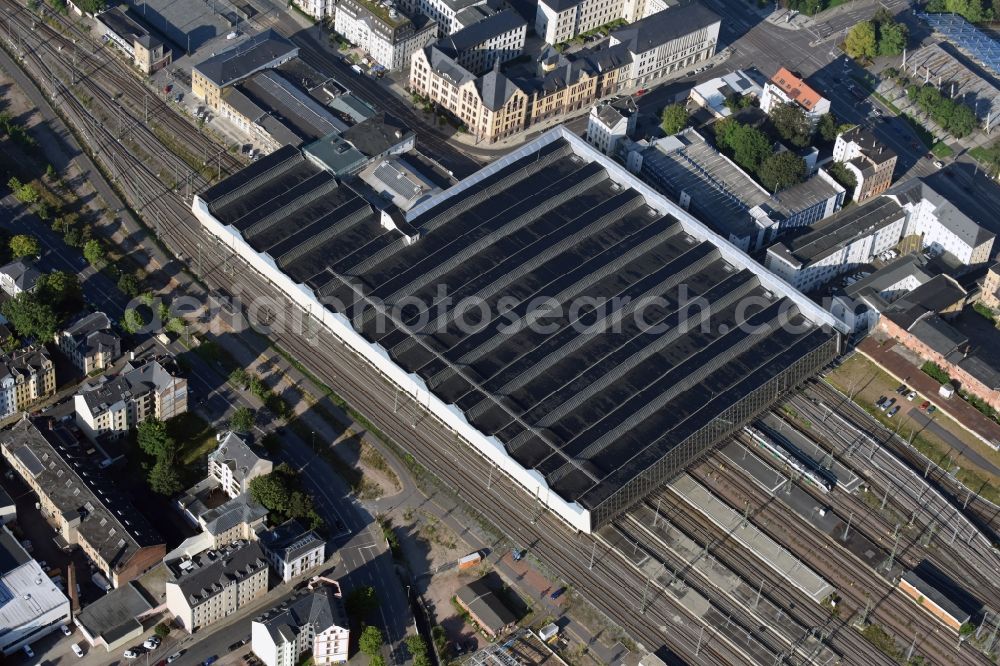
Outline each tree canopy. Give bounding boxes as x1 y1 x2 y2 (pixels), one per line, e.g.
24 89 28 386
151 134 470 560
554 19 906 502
1 293 58 341
248 463 324 530
769 103 812 148
148 458 183 495
926 0 990 23
660 104 689 136
346 585 380 621
83 239 106 267
9 234 40 259
360 626 384 656
229 405 255 434
817 113 840 143
37 271 82 317
844 20 877 60
758 151 807 193
121 308 146 334
907 83 979 138
715 119 772 173
137 418 176 459
406 635 432 666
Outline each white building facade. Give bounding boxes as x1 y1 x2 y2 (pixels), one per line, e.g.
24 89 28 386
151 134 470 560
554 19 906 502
334 0 437 70
251 581 350 666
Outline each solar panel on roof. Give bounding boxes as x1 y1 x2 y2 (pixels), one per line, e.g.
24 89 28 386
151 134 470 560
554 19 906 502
917 12 1000 78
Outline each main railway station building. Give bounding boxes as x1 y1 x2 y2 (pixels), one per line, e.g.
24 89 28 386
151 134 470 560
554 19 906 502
193 127 844 532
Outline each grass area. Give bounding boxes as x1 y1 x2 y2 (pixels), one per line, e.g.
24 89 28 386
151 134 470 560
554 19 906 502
970 143 1000 177
871 91 902 116
826 354 1000 504
973 302 997 324
930 141 954 158
354 0 406 25
860 623 903 661
169 412 216 467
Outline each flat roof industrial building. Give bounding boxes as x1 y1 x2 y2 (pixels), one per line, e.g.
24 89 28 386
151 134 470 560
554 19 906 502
193 127 842 531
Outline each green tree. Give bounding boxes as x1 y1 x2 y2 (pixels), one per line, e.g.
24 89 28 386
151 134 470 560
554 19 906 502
63 226 83 248
0 333 19 354
148 458 183 495
229 405 255 433
82 239 106 267
346 586 380 620
406 635 431 666
7 177 39 205
769 103 812 148
9 234 40 259
118 272 141 297
757 151 806 193
359 626 384 656
659 104 689 135
76 0 106 11
369 657 386 666
827 161 858 199
154 623 171 638
948 104 978 138
37 271 82 316
1 293 58 341
715 119 772 173
137 418 176 459
844 21 877 60
229 368 251 388
121 308 145 334
817 113 840 143
876 20 907 56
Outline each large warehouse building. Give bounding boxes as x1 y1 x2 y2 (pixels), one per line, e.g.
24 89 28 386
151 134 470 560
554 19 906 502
193 127 843 532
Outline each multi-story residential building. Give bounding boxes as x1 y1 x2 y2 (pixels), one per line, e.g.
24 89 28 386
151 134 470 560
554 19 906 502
176 490 269 556
608 3 721 88
833 126 897 203
208 431 273 499
760 67 831 127
192 30 299 111
95 7 171 75
55 311 121 375
293 0 333 19
165 540 270 632
74 356 188 440
980 261 1000 311
831 253 934 332
626 128 845 252
436 9 527 75
399 0 494 36
765 196 908 292
0 525 71 655
586 97 637 156
887 178 995 267
534 0 665 45
0 345 56 420
259 519 325 582
0 418 166 587
0 258 41 297
251 578 350 666
334 0 437 70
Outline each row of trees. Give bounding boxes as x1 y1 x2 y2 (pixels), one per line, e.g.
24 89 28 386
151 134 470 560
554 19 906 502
714 119 809 193
136 418 184 495
844 10 908 60
925 0 996 23
248 463 325 530
906 83 978 138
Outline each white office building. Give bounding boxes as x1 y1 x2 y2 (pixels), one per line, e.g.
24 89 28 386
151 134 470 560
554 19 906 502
334 0 437 70
586 98 637 156
534 0 667 45
208 432 273 499
259 519 325 582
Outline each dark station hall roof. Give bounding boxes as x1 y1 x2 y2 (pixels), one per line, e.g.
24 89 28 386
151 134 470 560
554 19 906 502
199 131 839 524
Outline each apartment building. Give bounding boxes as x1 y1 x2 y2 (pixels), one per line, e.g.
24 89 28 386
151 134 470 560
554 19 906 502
0 258 41 297
55 311 121 375
765 196 908 292
586 97 637 156
259 519 325 582
980 261 1000 311
74 357 188 440
534 0 666 45
833 126 897 203
399 0 494 35
887 178 995 266
0 525 72 655
95 7 171 75
166 540 270 632
760 67 831 127
0 418 166 587
334 0 437 70
208 431 273 499
437 9 527 74
608 3 721 88
192 30 299 111
251 579 350 666
0 345 56 420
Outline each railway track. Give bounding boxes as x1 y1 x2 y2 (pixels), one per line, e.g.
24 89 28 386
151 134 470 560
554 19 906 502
692 457 992 665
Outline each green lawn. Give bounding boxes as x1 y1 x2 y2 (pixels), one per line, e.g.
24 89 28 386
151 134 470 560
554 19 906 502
168 412 217 467
931 141 954 158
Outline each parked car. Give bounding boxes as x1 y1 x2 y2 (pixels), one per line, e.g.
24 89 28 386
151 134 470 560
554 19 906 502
61 624 72 636
907 391 917 401
919 400 930 411
167 652 184 663
144 636 161 650
875 395 887 408
934 160 944 168
887 405 900 417
203 656 219 666
23 645 34 658
550 587 567 599
896 384 908 394
72 643 84 658
124 650 139 659
928 405 937 414
880 398 896 411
